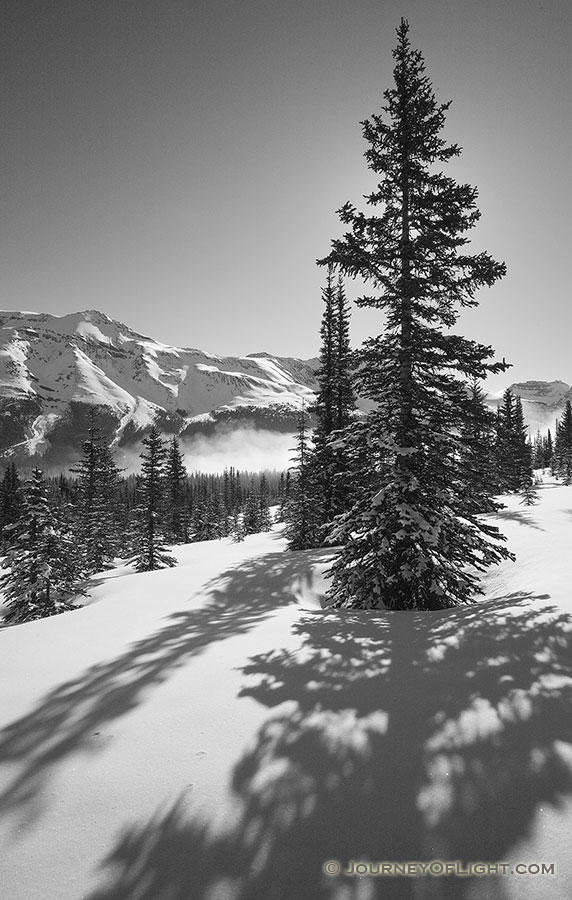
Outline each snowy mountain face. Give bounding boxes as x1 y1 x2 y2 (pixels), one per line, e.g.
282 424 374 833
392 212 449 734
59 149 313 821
0 310 318 467
486 380 572 436
0 309 567 469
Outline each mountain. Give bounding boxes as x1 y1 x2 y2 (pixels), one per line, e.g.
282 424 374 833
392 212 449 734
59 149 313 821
486 380 572 436
0 310 318 468
0 309 568 469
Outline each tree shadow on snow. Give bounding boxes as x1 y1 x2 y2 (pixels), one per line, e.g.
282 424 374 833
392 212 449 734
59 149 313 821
0 549 333 830
87 592 572 900
491 509 545 531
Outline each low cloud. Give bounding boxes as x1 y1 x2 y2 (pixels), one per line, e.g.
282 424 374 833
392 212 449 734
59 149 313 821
115 427 298 475
182 427 296 474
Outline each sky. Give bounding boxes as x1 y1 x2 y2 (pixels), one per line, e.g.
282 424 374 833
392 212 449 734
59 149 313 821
1 0 570 391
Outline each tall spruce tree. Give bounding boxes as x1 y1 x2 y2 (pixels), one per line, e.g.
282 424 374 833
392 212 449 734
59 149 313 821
495 390 531 491
165 436 190 543
131 426 176 571
0 468 81 623
553 400 572 484
318 19 512 609
71 411 122 574
456 379 498 515
310 267 357 539
513 395 533 488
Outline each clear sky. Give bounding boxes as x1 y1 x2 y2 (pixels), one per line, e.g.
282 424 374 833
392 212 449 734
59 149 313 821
1 0 570 390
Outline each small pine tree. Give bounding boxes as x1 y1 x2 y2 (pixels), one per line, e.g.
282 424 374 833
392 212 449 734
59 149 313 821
0 468 81 623
532 430 545 469
544 429 553 468
284 406 321 550
519 474 539 506
243 480 262 535
258 474 273 531
230 514 246 542
131 426 176 571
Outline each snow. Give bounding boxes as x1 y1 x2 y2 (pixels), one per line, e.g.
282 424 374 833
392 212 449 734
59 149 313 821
0 311 320 455
75 322 113 346
2 483 572 899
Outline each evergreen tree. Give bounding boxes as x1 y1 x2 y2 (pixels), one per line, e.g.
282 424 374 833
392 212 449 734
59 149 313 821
318 19 512 609
544 429 553 468
131 426 176 571
243 480 262 535
513 396 532 485
334 272 356 431
71 411 123 574
310 267 357 538
456 379 498 515
0 462 23 547
532 430 545 469
258 474 273 531
553 400 572 484
165 436 190 543
519 475 539 506
494 389 530 492
284 406 321 550
230 513 246 542
0 468 81 623
495 389 516 491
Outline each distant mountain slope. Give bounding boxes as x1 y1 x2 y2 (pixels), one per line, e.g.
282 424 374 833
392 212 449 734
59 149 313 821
0 309 568 469
0 310 318 467
486 380 572 435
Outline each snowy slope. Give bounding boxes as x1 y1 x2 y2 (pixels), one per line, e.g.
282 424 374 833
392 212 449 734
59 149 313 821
0 310 318 463
2 487 572 900
486 380 572 435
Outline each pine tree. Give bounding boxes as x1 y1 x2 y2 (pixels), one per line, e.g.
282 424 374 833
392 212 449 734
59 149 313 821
0 468 81 623
0 462 23 547
71 411 123 574
258 474 273 531
553 400 572 484
513 396 532 486
131 426 176 571
456 379 498 515
532 430 545 469
544 429 553 468
519 475 539 506
310 267 357 539
165 436 190 543
243 480 262 535
334 272 356 431
495 389 516 491
318 19 513 609
284 406 321 550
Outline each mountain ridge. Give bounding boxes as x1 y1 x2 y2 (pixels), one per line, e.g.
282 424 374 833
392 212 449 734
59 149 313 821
0 309 319 467
0 309 569 467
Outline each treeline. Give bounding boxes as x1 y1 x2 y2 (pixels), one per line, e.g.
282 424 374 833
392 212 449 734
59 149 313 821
0 421 289 624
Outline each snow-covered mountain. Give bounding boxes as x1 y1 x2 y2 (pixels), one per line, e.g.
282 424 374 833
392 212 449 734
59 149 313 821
486 380 572 435
0 310 318 467
0 308 568 468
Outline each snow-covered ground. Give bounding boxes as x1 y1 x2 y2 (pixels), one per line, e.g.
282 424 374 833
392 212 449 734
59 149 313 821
2 479 572 899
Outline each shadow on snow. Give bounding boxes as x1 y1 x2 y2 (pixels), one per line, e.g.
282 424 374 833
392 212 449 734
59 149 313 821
85 591 572 900
0 548 333 830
